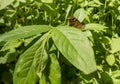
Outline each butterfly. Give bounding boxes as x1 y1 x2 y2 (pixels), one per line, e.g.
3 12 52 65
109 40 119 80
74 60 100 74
68 16 85 30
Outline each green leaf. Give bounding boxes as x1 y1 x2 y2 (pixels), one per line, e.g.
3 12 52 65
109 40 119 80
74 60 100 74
85 23 107 31
112 70 120 84
0 25 51 42
0 0 14 10
51 26 96 74
19 0 26 3
41 0 53 3
39 74 47 84
94 0 103 5
111 37 120 53
48 53 61 84
101 72 113 84
40 53 61 84
0 48 17 64
106 54 115 66
74 8 86 22
1 40 22 51
13 33 49 84
4 9 16 18
112 70 120 78
35 37 48 78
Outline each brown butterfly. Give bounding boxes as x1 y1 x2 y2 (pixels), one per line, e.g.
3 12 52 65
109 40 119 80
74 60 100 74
68 16 85 30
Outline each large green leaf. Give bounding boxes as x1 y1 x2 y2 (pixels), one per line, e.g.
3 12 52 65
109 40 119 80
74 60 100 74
0 25 51 42
13 33 49 84
51 26 96 74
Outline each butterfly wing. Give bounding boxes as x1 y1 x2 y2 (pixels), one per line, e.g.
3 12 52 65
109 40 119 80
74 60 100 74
68 16 85 29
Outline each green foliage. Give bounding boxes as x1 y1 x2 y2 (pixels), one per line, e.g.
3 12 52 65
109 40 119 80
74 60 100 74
51 26 96 74
0 0 120 84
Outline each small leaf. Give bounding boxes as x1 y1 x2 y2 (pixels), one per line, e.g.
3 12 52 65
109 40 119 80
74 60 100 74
101 72 113 84
112 70 120 84
41 0 53 3
1 40 22 51
74 8 86 22
0 56 7 64
101 36 110 44
111 37 120 53
51 26 96 74
0 48 17 64
106 54 115 66
112 70 120 78
94 0 103 5
4 9 16 18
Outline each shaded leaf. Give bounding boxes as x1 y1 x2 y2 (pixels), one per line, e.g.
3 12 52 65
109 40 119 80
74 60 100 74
2 71 12 84
101 72 113 84
40 53 61 84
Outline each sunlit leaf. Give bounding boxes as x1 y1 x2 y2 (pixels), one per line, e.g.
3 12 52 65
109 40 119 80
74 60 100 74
74 8 86 22
0 48 17 64
0 25 51 42
106 54 115 66
41 0 53 3
48 53 61 84
39 74 47 84
85 23 107 31
111 37 120 53
94 0 103 5
51 26 96 74
0 0 14 10
112 70 120 78
13 33 49 84
1 40 22 51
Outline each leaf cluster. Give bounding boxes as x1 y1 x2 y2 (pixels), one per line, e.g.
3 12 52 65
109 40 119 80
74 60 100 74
0 0 120 84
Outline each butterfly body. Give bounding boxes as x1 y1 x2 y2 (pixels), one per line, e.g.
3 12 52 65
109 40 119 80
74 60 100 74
68 16 85 30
